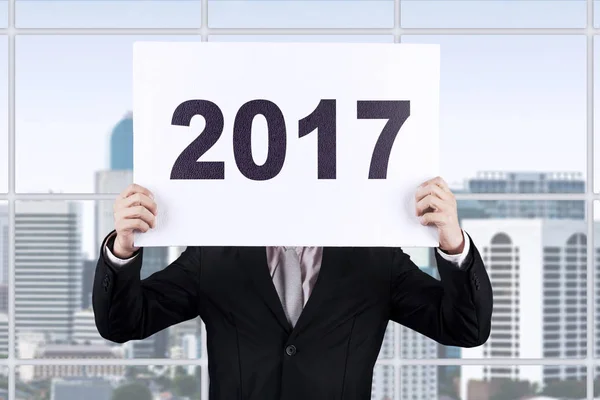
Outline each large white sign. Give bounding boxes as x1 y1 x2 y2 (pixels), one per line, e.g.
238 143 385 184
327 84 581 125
133 42 440 247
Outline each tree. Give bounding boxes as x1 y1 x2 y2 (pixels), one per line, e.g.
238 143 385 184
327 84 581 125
438 382 460 400
175 374 199 397
542 379 586 399
154 375 173 391
111 382 152 400
125 366 147 380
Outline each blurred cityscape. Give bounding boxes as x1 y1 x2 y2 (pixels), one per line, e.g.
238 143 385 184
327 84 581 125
0 112 597 399
1 113 202 400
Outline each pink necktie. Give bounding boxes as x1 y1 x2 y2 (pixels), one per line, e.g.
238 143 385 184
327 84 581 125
273 247 304 327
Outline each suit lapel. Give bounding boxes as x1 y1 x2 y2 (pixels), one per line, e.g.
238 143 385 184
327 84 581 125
235 247 293 333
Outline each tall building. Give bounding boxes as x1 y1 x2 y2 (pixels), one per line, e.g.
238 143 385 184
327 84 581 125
73 309 106 346
594 222 600 360
371 364 394 400
396 248 439 400
15 201 82 350
459 219 588 400
110 111 133 170
81 260 96 310
0 313 8 357
460 171 585 220
0 203 8 285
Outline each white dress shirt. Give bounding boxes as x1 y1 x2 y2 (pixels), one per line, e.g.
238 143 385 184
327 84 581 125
104 230 471 270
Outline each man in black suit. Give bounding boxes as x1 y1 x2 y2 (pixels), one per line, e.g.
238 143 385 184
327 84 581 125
93 176 492 400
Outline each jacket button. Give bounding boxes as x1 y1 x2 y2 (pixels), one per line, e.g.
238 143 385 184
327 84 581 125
285 345 297 356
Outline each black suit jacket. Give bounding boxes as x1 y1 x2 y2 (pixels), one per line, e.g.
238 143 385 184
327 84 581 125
93 231 492 400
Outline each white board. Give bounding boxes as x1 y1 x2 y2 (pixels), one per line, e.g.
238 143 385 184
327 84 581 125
133 42 440 247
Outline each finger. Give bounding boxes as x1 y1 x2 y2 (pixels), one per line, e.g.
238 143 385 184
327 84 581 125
416 194 446 217
116 206 156 228
116 217 151 234
419 211 446 226
119 193 158 216
415 183 451 203
432 176 451 192
119 183 154 200
419 176 450 193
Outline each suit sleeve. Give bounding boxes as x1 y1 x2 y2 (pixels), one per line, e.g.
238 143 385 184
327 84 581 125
92 230 202 344
389 232 493 347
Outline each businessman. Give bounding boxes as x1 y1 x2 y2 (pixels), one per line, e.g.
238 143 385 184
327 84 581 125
93 176 493 400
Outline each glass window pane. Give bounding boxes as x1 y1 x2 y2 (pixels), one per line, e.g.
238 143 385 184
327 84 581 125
595 38 600 193
17 365 202 398
16 35 201 194
16 0 201 28
208 0 393 28
0 1 6 28
209 35 394 43
404 200 587 359
402 0 585 28
15 200 202 359
0 36 6 194
402 36 586 190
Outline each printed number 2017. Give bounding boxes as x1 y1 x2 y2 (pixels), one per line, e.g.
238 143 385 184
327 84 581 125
170 99 410 181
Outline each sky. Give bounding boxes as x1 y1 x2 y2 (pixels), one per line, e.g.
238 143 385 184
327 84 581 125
0 0 595 255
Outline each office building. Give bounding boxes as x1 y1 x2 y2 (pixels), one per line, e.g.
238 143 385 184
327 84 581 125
110 111 133 171
73 309 106 346
50 378 114 400
0 203 7 284
460 171 585 220
0 313 8 357
371 364 394 400
15 201 82 350
34 344 124 379
398 263 438 400
459 219 588 399
81 260 96 310
18 343 124 383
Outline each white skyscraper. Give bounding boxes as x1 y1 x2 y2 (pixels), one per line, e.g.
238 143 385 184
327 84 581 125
370 247 439 400
371 364 394 400
73 309 107 346
398 324 438 400
0 313 8 357
15 201 83 350
459 219 587 400
396 247 438 400
0 203 8 284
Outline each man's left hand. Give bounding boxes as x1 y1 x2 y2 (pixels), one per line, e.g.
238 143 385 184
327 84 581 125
415 176 465 254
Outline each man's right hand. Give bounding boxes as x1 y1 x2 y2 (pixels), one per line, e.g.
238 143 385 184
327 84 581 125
112 183 158 259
